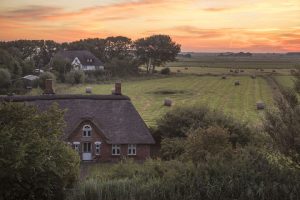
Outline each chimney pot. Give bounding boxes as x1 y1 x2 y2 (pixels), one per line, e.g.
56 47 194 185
114 81 122 95
44 79 55 94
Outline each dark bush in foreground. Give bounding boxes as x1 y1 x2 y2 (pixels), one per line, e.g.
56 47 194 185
67 150 300 200
161 67 171 75
0 103 80 200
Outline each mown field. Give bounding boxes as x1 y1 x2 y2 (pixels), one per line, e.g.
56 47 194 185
166 53 300 69
32 75 274 126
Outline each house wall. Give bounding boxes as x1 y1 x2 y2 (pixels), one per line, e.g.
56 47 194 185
67 121 151 162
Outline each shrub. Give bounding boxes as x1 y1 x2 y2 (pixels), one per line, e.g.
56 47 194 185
0 68 11 94
160 138 186 160
160 67 171 75
156 106 251 147
66 70 85 84
38 72 56 89
0 103 80 200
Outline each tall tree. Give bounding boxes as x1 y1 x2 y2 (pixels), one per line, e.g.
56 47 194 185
104 36 133 61
135 35 181 73
0 103 80 200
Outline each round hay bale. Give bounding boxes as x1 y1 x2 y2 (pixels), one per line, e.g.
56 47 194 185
234 80 240 86
177 70 181 73
251 75 256 79
256 101 265 110
234 70 239 73
222 75 227 79
272 70 276 73
85 87 92 94
290 69 296 74
164 98 173 107
185 67 188 70
229 69 233 72
240 70 244 72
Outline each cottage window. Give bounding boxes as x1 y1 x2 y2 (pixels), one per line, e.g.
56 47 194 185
112 144 120 155
73 142 80 153
83 125 92 137
95 142 101 155
128 144 136 155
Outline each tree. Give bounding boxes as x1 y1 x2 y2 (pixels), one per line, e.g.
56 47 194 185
156 106 251 147
0 68 11 94
105 56 139 76
264 88 300 165
51 57 72 82
66 70 85 84
104 36 133 61
0 103 80 200
135 35 181 73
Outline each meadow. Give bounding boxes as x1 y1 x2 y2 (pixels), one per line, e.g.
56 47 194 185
32 74 274 126
166 53 300 69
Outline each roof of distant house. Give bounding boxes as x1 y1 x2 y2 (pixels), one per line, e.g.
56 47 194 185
0 94 154 144
54 50 103 66
23 75 39 81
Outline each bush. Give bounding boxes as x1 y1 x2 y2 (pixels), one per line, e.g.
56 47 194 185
156 106 251 147
160 67 171 75
67 151 300 200
0 103 80 200
66 70 85 84
0 68 11 94
38 72 56 89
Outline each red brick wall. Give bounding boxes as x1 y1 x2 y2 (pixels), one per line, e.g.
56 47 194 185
67 120 151 161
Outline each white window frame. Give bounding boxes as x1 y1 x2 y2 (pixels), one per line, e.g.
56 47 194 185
112 144 121 155
83 125 92 137
128 144 137 155
73 142 80 153
95 141 101 155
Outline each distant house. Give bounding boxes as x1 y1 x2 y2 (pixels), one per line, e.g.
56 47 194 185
53 50 104 71
0 81 155 161
22 75 39 89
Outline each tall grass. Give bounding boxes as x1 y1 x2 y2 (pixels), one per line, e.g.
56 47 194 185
67 152 300 200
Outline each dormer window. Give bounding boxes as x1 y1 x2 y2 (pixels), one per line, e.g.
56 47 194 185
83 125 92 137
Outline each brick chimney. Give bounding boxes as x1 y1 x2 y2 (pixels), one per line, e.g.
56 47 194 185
43 79 55 94
114 81 122 95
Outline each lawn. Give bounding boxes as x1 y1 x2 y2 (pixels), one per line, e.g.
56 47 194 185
32 75 274 126
274 75 295 88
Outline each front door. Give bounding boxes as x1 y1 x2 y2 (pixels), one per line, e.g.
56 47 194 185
82 142 92 161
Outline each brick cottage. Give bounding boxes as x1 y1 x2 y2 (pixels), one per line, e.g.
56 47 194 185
0 80 155 161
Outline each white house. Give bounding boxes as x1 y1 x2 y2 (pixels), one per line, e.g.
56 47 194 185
53 50 104 71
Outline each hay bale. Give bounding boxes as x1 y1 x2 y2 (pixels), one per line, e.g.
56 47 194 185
272 70 276 73
240 70 244 72
185 67 188 70
234 80 240 86
164 98 173 107
234 70 239 73
256 101 265 110
222 75 227 79
251 75 256 79
291 69 296 74
229 69 233 72
260 69 264 72
177 70 181 73
85 87 92 94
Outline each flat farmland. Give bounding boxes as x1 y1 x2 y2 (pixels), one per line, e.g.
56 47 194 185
33 75 274 126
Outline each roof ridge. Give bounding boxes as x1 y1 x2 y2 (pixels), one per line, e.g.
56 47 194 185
0 94 130 102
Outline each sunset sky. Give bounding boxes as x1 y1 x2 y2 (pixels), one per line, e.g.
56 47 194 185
0 0 300 52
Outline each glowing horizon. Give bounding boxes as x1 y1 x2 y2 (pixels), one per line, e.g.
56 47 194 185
1 0 300 52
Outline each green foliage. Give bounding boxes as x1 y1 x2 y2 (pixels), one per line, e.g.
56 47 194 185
66 70 86 84
160 67 171 75
135 35 181 73
38 72 56 89
0 103 80 200
68 151 300 200
160 138 186 160
105 56 139 76
51 57 72 82
0 68 11 93
264 88 300 165
156 106 251 147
